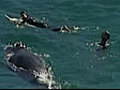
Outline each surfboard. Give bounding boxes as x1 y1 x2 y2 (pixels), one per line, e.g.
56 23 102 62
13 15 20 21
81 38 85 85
5 14 36 28
5 14 23 24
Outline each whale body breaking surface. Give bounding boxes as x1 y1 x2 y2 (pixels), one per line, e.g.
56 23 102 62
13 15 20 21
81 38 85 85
4 42 60 89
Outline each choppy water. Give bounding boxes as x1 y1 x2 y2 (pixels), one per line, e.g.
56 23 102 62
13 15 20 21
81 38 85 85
0 0 120 89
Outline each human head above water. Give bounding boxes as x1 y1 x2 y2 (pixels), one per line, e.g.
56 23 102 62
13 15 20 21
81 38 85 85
102 30 110 40
20 11 28 18
104 30 110 35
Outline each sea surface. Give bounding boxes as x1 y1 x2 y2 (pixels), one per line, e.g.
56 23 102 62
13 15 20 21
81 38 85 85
0 0 120 89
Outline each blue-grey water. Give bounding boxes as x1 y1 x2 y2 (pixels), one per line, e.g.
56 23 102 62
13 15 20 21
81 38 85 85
0 0 120 89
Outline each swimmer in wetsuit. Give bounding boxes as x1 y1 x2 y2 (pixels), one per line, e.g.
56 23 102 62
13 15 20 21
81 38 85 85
19 11 79 32
99 31 110 49
20 11 48 28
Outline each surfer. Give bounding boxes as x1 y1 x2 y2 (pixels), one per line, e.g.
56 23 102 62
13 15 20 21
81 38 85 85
99 30 110 49
5 11 79 33
20 11 48 28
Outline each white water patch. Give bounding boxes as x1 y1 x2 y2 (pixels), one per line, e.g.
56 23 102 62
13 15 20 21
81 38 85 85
32 53 61 89
34 66 61 89
80 26 100 31
86 41 110 50
33 53 61 89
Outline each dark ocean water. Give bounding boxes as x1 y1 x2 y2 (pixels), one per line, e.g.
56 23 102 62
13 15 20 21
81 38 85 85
0 0 120 89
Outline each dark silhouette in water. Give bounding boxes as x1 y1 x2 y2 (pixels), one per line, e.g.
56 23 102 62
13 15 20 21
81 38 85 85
6 42 46 73
5 11 79 33
51 25 79 32
99 31 110 49
4 42 54 89
20 11 79 32
20 11 48 28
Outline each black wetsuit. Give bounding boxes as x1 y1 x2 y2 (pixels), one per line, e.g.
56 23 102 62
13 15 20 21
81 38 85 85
51 26 70 32
22 17 47 28
51 27 61 31
99 31 110 49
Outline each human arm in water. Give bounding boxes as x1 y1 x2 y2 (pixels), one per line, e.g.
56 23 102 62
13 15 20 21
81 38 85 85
99 31 110 49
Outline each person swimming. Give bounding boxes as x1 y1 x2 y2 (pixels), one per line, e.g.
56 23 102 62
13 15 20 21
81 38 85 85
19 11 79 32
99 30 110 49
20 11 29 23
20 11 48 28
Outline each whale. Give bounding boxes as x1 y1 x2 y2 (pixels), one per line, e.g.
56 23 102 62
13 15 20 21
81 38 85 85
4 42 57 89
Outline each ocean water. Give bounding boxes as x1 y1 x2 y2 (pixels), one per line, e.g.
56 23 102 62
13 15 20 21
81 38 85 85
0 0 120 89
